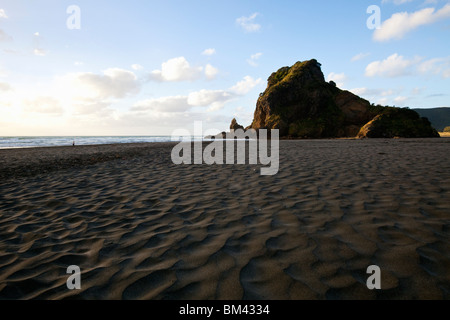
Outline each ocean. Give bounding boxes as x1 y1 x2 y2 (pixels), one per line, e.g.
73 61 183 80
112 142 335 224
0 136 195 149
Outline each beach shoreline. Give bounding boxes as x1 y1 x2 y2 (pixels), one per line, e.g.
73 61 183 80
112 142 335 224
0 139 449 299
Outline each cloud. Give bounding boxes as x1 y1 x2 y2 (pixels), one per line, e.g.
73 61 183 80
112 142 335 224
23 96 64 115
247 52 263 67
131 64 143 70
0 82 12 92
132 96 190 113
202 48 216 56
393 96 408 105
374 4 450 41
349 88 369 96
187 89 232 107
349 87 400 98
149 57 219 82
149 57 203 82
0 9 7 19
412 87 425 95
417 56 450 77
365 53 421 77
229 76 262 95
68 68 140 99
381 0 413 4
133 75 262 114
73 101 112 116
351 53 370 62
0 30 12 42
366 53 450 78
426 93 447 98
33 32 48 56
132 91 233 114
236 13 261 33
444 68 450 78
204 64 219 80
34 48 47 56
327 72 347 87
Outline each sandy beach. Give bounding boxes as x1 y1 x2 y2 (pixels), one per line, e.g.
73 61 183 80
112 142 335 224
0 139 449 300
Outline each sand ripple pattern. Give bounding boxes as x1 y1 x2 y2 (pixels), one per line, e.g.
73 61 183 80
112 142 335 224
0 139 449 299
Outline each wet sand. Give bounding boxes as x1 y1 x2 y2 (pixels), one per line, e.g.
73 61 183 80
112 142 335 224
0 139 449 299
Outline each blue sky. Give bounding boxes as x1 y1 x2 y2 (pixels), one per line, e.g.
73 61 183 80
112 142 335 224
0 0 449 135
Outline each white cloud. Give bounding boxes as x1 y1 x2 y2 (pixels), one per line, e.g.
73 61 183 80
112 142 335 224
0 9 7 19
393 96 408 105
236 13 261 33
349 88 368 96
73 101 112 116
377 98 389 105
132 75 262 115
150 57 203 82
187 90 232 107
0 30 12 42
0 82 12 92
381 89 395 96
351 53 370 62
132 96 190 113
205 64 219 80
149 57 219 82
23 96 63 115
443 69 450 78
202 48 216 56
365 53 421 77
374 4 450 41
366 53 450 78
349 87 401 99
412 87 425 95
131 64 143 70
34 48 47 56
417 56 450 77
229 76 262 95
68 68 140 99
381 0 414 5
327 72 347 87
247 52 263 67
33 32 48 56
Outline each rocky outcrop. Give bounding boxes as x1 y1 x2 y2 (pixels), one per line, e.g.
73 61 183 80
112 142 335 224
230 118 244 131
205 119 245 139
357 107 439 138
247 59 439 139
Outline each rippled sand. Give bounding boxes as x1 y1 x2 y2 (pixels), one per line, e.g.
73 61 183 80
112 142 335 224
0 139 449 299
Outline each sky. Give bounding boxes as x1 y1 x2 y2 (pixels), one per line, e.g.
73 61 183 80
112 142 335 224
0 0 449 136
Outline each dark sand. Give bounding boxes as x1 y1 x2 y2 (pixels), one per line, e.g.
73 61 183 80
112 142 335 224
0 139 449 299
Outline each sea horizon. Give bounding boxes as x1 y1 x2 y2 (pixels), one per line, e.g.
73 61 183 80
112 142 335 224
0 136 188 149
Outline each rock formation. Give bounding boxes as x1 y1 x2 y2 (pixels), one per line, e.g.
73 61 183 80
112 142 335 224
246 59 439 139
230 118 244 131
357 107 439 138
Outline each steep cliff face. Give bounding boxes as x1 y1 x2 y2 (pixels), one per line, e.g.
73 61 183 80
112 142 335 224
248 59 438 138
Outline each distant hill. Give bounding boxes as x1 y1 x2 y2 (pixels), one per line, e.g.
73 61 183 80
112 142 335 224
413 108 450 132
